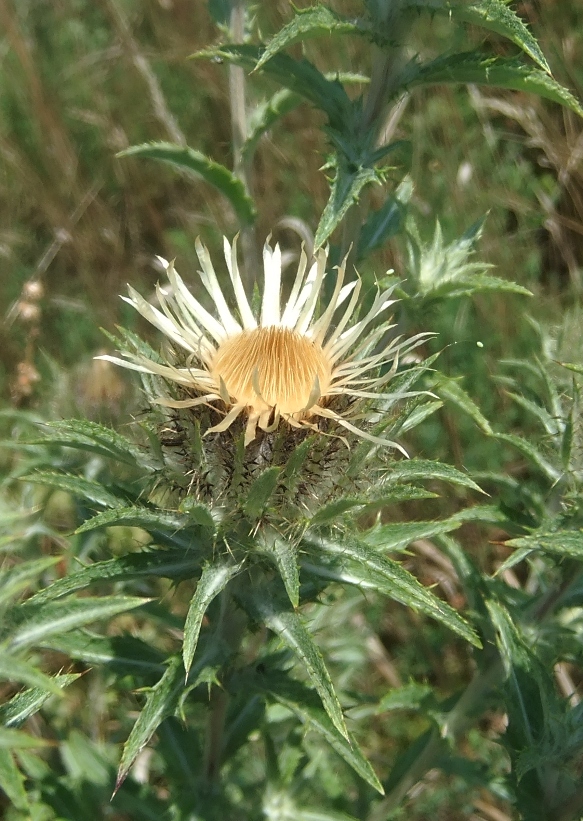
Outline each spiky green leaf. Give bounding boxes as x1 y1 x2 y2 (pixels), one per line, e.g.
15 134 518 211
6 596 149 650
495 432 561 482
253 669 383 793
196 45 351 129
315 163 381 249
358 177 413 257
428 274 532 298
303 535 480 646
24 471 123 509
177 498 216 530
255 6 359 71
29 549 205 605
116 643 224 790
0 674 80 727
435 376 493 435
116 656 184 790
558 361 583 376
243 72 368 161
27 419 159 470
378 682 434 712
260 534 300 608
384 459 484 492
43 632 166 676
183 561 243 675
242 588 348 739
403 53 583 117
75 505 189 535
0 729 49 749
118 142 256 225
506 530 583 561
449 0 550 73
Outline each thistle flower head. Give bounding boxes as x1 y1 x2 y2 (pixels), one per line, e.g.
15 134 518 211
100 236 427 451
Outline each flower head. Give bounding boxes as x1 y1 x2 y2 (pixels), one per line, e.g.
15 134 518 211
101 237 426 450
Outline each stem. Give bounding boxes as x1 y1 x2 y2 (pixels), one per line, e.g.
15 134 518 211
339 2 408 267
203 587 246 785
204 687 230 784
229 0 259 291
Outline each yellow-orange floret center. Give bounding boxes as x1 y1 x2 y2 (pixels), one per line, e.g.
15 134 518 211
210 326 332 415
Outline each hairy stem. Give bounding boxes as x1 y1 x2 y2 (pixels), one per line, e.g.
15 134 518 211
203 587 246 785
340 2 408 267
229 0 259 291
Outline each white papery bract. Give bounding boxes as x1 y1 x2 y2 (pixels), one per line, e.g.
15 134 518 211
100 236 428 449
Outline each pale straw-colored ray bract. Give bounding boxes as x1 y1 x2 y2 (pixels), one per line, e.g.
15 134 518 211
99 236 430 450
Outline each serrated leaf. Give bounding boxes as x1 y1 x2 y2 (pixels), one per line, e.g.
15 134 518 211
28 419 158 470
6 596 149 650
183 561 243 675
243 72 368 162
364 519 464 550
506 530 583 560
364 508 503 552
196 45 351 129
485 599 530 674
116 656 184 790
0 674 80 727
403 53 583 117
0 557 60 607
397 399 444 434
495 432 561 482
118 142 256 225
361 486 439 512
255 6 359 71
434 376 493 435
0 749 29 812
260 535 300 608
43 632 166 676
116 643 223 790
244 466 281 520
315 163 381 249
29 549 204 605
385 459 484 492
0 655 65 695
450 0 550 74
504 390 559 436
428 273 532 298
242 588 348 739
303 535 480 647
378 682 434 712
24 471 123 509
254 670 383 793
494 545 535 574
561 398 579 470
558 361 583 376
75 505 188 535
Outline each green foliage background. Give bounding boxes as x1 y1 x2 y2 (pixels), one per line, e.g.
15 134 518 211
2 1 583 820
